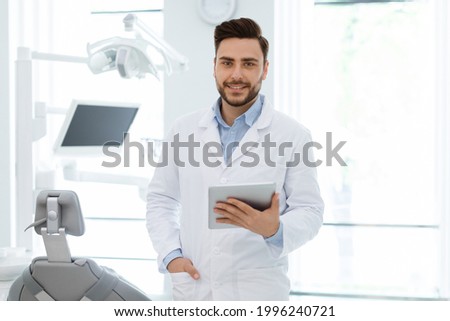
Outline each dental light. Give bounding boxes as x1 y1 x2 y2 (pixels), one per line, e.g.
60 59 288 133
87 14 188 79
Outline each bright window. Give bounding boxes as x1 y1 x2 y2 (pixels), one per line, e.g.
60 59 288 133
284 0 442 299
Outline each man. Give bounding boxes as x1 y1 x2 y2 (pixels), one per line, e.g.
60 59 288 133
146 17 323 300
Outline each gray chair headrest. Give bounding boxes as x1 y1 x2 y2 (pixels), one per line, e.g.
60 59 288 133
34 190 85 236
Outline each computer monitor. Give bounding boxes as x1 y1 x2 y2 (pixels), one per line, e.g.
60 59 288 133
54 100 140 157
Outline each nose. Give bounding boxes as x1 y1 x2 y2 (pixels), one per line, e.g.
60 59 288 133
231 65 243 81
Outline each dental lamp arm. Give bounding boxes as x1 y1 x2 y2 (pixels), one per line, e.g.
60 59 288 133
123 14 189 75
86 14 188 79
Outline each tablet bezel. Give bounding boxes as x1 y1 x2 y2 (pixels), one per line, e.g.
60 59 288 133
208 182 276 229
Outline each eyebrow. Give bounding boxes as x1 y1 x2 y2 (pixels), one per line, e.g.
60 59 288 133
218 56 259 63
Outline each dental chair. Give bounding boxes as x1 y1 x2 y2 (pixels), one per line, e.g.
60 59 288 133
7 190 150 301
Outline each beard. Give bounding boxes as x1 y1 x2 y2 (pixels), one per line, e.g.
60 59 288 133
216 76 264 108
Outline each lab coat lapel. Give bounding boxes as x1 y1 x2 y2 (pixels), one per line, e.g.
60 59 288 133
229 100 275 165
198 108 226 169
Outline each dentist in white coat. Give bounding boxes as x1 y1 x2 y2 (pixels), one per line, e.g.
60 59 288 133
146 18 324 300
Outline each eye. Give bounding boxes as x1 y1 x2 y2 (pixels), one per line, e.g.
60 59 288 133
244 62 256 67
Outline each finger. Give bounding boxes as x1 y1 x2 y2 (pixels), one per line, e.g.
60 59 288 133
215 207 248 227
214 208 245 226
216 217 245 228
227 198 254 214
215 202 242 216
270 193 279 211
184 262 200 280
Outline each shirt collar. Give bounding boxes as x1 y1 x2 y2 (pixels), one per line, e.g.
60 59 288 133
213 94 264 128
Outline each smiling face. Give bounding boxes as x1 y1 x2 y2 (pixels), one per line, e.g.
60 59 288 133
214 38 269 111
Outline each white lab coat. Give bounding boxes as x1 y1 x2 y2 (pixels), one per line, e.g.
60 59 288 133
146 99 324 300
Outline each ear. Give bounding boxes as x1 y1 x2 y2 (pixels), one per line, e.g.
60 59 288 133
213 56 217 78
262 60 269 80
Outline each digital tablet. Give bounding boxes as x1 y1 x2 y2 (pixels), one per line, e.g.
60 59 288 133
208 182 276 229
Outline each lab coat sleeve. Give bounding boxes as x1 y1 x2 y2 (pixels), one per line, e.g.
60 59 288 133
146 125 182 273
268 130 324 258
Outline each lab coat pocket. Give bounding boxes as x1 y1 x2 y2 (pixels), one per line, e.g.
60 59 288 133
237 266 290 301
169 272 196 301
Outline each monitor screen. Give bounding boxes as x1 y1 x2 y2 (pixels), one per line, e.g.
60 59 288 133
54 100 140 157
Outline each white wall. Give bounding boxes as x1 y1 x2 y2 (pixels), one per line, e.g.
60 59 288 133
163 0 275 132
435 0 450 298
0 0 12 247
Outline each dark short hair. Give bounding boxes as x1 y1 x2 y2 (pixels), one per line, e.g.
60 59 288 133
214 17 269 62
